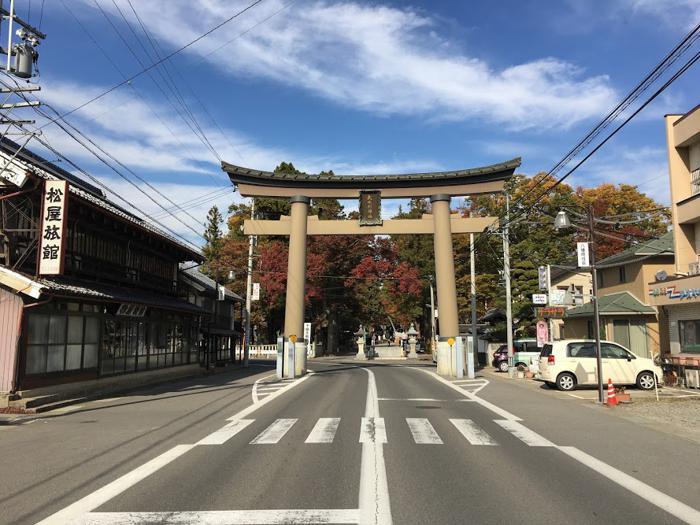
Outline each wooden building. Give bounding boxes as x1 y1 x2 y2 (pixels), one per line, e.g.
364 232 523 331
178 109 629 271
0 138 240 405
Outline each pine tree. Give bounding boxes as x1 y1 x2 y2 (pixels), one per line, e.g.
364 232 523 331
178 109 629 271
202 205 224 277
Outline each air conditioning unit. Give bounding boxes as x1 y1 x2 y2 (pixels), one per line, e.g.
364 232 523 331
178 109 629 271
689 262 700 276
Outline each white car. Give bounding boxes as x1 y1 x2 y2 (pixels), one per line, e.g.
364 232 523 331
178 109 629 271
537 339 662 391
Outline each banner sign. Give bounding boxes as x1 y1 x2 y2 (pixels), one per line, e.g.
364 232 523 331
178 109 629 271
536 320 549 348
252 282 260 301
303 322 311 344
38 180 68 275
535 306 567 319
577 242 590 268
538 266 548 291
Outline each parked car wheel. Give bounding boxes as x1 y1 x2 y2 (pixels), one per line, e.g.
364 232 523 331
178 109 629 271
498 361 509 373
556 372 576 391
636 371 656 390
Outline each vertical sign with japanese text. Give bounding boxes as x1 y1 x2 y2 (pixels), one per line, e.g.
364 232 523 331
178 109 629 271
38 180 68 275
577 242 590 268
252 282 260 301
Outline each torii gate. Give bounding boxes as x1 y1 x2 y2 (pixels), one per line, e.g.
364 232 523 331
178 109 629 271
222 158 520 377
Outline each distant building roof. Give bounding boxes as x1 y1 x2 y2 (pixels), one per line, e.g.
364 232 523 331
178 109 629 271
179 264 244 302
565 291 656 318
596 231 674 268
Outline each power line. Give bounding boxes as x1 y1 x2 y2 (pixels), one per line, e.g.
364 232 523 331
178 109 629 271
92 0 222 163
506 21 700 220
38 0 267 129
0 74 209 240
59 0 227 187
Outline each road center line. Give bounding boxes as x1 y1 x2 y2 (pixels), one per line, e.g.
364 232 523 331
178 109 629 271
358 368 392 525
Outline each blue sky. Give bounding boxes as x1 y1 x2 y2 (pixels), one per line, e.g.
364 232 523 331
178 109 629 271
16 0 700 245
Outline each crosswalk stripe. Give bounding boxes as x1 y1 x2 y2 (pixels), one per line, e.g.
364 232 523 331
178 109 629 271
406 418 443 444
197 419 255 446
494 420 554 447
250 419 298 444
305 418 341 443
359 417 387 444
449 419 497 446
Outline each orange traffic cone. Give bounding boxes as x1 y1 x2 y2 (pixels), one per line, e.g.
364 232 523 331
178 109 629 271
606 378 617 407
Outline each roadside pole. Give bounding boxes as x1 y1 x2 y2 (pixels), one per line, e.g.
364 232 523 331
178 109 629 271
503 192 514 378
244 199 256 368
469 211 477 379
429 277 436 354
587 205 605 404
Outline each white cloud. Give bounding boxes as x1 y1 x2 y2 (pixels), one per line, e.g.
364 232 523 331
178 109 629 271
77 0 617 131
618 0 700 29
571 146 671 204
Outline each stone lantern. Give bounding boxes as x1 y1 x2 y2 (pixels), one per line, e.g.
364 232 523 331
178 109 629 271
354 325 367 360
407 323 418 359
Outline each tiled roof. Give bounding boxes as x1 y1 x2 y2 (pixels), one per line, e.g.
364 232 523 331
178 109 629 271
179 264 244 302
0 138 202 260
597 231 674 267
37 275 208 315
565 291 656 318
222 158 521 188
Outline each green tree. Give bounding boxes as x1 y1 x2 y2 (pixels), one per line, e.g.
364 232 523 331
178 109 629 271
202 205 224 278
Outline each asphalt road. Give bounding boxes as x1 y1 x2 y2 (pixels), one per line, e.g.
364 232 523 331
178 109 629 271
3 359 700 525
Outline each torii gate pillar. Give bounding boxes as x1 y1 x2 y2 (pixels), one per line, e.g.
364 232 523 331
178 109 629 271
431 194 459 339
283 195 309 376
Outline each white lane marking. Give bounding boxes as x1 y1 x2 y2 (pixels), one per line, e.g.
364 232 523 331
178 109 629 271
305 418 341 444
378 397 449 402
449 419 497 446
453 379 487 384
419 369 520 421
232 372 311 421
34 445 196 525
494 420 554 447
406 418 443 444
74 509 360 524
419 366 700 522
566 393 586 399
39 372 315 524
358 368 392 525
197 419 255 446
252 374 276 404
359 417 387 444
250 418 298 444
558 446 700 525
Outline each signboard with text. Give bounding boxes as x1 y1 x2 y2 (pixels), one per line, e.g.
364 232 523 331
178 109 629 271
38 180 68 275
532 293 547 305
359 191 382 226
303 322 311 344
534 306 567 319
536 320 549 348
252 282 260 301
577 242 590 268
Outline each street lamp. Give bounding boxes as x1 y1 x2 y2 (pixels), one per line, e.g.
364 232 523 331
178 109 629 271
554 206 605 404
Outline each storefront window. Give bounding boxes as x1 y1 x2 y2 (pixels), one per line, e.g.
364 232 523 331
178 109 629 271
26 311 101 375
679 320 700 354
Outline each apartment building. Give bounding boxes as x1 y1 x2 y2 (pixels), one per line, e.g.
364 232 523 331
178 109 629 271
648 106 700 356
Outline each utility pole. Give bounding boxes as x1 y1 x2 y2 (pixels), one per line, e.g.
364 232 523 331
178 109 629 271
243 198 256 368
503 192 514 378
429 276 436 354
587 204 605 404
469 210 477 378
